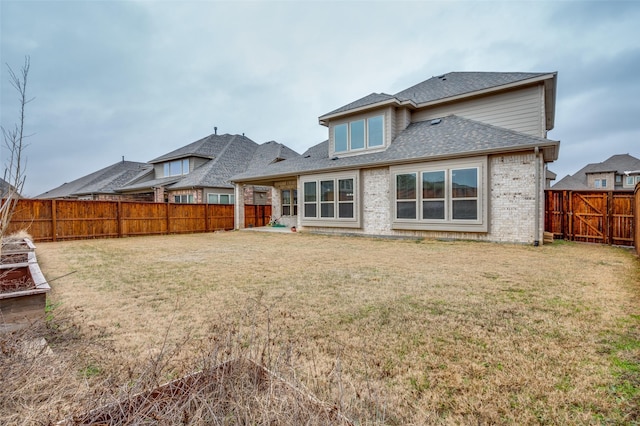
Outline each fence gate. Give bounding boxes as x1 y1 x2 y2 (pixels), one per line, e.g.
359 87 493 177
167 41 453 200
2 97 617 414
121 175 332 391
545 190 634 246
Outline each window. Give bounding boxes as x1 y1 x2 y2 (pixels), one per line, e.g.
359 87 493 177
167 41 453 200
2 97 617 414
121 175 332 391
626 176 634 186
174 194 193 203
333 114 385 153
616 175 622 184
164 159 189 177
391 158 487 232
595 179 607 189
208 193 234 204
281 189 297 216
301 172 359 227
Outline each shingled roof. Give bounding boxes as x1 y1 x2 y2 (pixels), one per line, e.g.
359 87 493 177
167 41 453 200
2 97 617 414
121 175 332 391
37 160 151 198
552 154 640 190
231 115 559 182
320 72 553 120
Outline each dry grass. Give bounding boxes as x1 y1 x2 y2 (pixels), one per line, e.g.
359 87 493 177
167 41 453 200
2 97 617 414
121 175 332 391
1 231 639 425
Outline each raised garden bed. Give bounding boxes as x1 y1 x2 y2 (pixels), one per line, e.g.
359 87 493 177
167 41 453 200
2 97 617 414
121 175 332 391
1 238 50 333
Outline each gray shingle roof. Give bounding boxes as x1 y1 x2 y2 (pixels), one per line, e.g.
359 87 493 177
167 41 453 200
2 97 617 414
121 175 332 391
37 161 151 198
168 135 259 189
149 133 241 163
0 177 20 199
552 154 640 190
321 72 551 118
231 115 559 182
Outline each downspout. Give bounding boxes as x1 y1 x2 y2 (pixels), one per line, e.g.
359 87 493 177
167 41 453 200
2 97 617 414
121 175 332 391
534 147 540 246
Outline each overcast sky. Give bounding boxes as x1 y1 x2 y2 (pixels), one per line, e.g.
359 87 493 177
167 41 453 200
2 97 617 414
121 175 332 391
1 0 638 197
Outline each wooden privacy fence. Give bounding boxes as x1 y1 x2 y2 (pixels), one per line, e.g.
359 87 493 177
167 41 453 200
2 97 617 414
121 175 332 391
5 199 236 242
244 205 272 228
545 190 635 246
636 184 640 256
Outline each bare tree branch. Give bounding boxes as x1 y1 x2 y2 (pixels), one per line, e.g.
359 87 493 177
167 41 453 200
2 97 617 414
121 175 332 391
1 56 31 238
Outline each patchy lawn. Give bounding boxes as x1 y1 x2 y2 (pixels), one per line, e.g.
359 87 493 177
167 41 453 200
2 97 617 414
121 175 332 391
2 231 639 425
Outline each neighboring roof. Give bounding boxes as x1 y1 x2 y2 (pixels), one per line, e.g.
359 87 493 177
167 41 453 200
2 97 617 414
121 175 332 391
243 141 300 175
38 133 300 197
0 177 21 199
168 135 260 190
149 133 243 163
37 161 151 198
552 154 640 190
546 169 557 180
231 115 559 183
320 72 557 126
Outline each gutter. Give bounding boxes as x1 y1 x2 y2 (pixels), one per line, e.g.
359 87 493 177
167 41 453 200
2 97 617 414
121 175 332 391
534 146 540 247
231 142 560 184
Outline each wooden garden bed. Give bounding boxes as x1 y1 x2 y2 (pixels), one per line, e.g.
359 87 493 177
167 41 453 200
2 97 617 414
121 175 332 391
0 238 50 333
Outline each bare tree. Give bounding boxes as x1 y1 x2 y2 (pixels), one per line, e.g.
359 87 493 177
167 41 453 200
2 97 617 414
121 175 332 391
1 56 32 238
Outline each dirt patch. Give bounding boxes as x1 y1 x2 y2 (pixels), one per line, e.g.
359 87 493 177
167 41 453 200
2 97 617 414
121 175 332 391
3 232 639 425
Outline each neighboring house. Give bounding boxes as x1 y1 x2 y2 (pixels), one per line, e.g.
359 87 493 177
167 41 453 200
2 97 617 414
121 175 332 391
1 177 21 199
39 133 299 204
232 71 560 244
37 160 152 201
552 154 640 191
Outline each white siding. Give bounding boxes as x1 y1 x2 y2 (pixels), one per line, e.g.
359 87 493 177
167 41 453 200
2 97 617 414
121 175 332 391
411 85 545 137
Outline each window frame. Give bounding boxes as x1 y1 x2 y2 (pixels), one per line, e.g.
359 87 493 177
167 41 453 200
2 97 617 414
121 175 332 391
391 157 487 232
281 189 298 216
174 194 194 204
164 159 190 177
300 172 360 228
207 193 234 204
332 113 386 154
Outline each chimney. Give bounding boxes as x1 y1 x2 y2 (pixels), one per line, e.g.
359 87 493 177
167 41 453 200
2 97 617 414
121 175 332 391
214 126 217 135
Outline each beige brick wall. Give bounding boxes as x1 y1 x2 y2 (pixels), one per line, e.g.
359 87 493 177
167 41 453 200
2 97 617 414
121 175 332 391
301 152 545 244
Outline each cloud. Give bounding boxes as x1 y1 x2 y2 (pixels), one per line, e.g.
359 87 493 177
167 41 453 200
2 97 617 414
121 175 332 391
1 0 639 196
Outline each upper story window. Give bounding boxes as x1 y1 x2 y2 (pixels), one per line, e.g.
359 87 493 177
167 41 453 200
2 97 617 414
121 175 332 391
334 115 384 153
595 179 607 189
164 159 189 177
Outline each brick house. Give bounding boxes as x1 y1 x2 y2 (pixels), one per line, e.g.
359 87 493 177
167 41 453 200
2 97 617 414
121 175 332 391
38 133 298 205
232 72 560 244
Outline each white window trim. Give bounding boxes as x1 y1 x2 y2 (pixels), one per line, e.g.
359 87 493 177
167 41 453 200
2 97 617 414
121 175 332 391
164 159 190 177
300 171 361 228
390 157 488 232
331 112 387 157
281 189 298 216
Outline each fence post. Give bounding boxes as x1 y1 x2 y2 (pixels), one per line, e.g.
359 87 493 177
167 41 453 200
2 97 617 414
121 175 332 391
166 202 170 235
607 191 613 245
117 201 122 238
51 199 57 242
204 203 209 232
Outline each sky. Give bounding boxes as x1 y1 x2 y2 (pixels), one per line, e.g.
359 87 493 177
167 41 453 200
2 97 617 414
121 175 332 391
1 0 639 197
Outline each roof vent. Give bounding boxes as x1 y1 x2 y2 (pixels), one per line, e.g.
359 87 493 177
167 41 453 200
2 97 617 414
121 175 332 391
214 126 217 135
331 157 339 161
430 118 442 125
304 155 311 158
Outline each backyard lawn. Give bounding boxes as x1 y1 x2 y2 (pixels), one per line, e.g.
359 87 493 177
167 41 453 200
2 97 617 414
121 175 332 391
1 231 639 424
